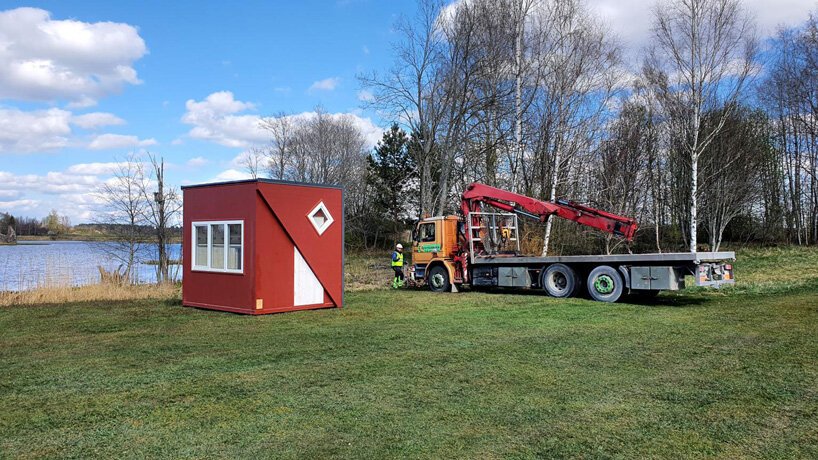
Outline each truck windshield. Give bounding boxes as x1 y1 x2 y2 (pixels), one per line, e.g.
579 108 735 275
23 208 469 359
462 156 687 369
419 223 435 242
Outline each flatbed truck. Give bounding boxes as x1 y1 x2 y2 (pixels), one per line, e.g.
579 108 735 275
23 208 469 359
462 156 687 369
410 183 735 302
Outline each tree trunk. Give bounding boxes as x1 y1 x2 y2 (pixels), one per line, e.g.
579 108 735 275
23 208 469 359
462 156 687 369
690 152 698 252
513 1 524 193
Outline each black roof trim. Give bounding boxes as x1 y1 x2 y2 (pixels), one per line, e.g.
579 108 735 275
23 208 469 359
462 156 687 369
181 178 343 191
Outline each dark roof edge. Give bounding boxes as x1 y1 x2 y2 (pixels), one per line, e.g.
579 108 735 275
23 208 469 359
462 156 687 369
181 178 344 191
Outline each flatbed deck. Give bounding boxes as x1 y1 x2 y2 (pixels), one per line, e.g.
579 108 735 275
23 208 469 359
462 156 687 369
472 251 736 265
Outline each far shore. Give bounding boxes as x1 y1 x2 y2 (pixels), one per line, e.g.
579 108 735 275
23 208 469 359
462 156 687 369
13 235 182 243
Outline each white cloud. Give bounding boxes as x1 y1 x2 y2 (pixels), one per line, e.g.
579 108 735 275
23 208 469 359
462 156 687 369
357 89 375 102
210 168 254 182
586 0 816 62
0 107 72 153
71 112 126 129
0 107 144 153
0 165 127 222
441 1 814 66
186 156 209 167
0 170 99 197
66 162 129 175
345 114 384 147
183 91 385 150
181 91 267 148
308 77 341 92
0 199 39 212
88 134 157 150
0 7 147 105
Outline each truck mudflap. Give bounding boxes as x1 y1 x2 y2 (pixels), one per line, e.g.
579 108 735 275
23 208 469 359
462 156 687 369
695 262 735 287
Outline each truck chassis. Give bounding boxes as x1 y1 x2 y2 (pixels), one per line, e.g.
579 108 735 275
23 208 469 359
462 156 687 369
413 250 735 302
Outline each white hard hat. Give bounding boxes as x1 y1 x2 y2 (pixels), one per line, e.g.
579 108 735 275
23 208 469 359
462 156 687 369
396 243 403 249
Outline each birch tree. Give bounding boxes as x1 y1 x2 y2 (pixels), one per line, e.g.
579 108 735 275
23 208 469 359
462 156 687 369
646 0 757 252
535 0 621 255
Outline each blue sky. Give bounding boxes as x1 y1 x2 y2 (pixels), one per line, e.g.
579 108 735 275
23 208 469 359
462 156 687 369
0 0 814 222
0 1 417 222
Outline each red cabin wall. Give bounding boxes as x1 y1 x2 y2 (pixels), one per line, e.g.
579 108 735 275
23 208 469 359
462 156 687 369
182 182 256 314
256 182 343 311
253 190 296 313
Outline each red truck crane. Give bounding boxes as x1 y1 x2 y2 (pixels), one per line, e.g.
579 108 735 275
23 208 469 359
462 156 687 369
410 182 735 302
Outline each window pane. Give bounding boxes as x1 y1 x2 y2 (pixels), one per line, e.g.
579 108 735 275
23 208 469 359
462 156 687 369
229 224 241 245
210 224 224 269
311 209 326 227
195 226 207 266
228 224 242 270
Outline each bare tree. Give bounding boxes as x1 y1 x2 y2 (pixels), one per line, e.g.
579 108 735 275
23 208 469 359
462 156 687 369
645 0 757 252
95 155 149 283
760 14 818 245
534 0 621 255
240 147 265 179
141 154 182 283
259 111 295 180
699 106 767 250
594 99 654 254
360 0 476 216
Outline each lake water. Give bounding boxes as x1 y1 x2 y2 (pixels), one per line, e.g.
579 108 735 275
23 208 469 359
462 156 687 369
0 241 182 291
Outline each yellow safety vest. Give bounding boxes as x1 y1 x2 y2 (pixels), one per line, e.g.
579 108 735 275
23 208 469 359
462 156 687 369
391 251 404 267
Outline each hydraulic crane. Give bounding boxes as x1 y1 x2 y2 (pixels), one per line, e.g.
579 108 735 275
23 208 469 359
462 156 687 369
460 182 639 244
409 182 735 302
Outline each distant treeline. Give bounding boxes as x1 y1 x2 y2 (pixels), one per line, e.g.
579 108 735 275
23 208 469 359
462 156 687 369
0 212 180 240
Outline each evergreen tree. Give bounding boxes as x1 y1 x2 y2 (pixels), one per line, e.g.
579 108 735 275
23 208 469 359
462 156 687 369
366 124 418 244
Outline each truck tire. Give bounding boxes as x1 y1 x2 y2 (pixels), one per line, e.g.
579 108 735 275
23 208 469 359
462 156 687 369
428 265 451 293
541 264 577 298
587 265 623 302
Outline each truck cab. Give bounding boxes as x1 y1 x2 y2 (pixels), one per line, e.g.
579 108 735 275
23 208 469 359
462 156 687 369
410 216 460 290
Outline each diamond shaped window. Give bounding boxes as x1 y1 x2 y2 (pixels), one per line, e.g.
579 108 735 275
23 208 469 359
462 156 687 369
308 201 334 235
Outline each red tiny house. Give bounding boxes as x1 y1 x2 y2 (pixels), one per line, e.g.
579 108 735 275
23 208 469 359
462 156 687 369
182 179 343 314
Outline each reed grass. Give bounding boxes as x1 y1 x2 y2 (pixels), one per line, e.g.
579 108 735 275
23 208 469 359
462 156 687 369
0 282 180 307
345 250 397 291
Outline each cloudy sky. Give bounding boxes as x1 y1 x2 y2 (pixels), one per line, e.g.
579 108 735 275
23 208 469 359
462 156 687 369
0 0 815 223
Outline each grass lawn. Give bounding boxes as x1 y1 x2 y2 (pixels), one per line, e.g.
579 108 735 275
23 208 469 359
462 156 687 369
1 248 818 458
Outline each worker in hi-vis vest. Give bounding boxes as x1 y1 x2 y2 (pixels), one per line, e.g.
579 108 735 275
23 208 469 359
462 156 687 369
391 243 405 289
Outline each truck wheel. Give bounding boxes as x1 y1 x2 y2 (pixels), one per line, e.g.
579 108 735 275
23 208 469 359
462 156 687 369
587 265 623 302
428 265 451 293
541 264 577 298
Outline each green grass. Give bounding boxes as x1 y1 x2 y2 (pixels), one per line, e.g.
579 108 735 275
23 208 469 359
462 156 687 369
1 248 818 458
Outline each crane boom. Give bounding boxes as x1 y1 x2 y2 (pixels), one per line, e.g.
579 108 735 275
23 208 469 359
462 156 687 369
461 182 638 242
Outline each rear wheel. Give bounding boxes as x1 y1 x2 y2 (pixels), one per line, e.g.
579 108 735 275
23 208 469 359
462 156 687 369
428 265 451 293
541 264 577 298
587 265 623 302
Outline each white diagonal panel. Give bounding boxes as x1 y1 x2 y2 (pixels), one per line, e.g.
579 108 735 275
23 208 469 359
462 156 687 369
293 246 324 306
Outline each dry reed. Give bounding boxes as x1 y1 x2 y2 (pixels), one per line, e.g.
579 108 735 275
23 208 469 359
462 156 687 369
0 282 180 307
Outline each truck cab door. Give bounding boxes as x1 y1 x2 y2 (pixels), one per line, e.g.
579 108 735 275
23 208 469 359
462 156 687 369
412 221 440 267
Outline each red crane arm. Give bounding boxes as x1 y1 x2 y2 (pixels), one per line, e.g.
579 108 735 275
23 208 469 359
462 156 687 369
460 182 638 241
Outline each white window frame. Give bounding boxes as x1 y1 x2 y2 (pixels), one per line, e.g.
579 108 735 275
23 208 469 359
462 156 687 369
191 220 244 274
307 201 334 235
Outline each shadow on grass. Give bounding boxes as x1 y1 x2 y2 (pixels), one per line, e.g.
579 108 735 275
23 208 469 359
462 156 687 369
404 283 712 308
623 294 710 308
